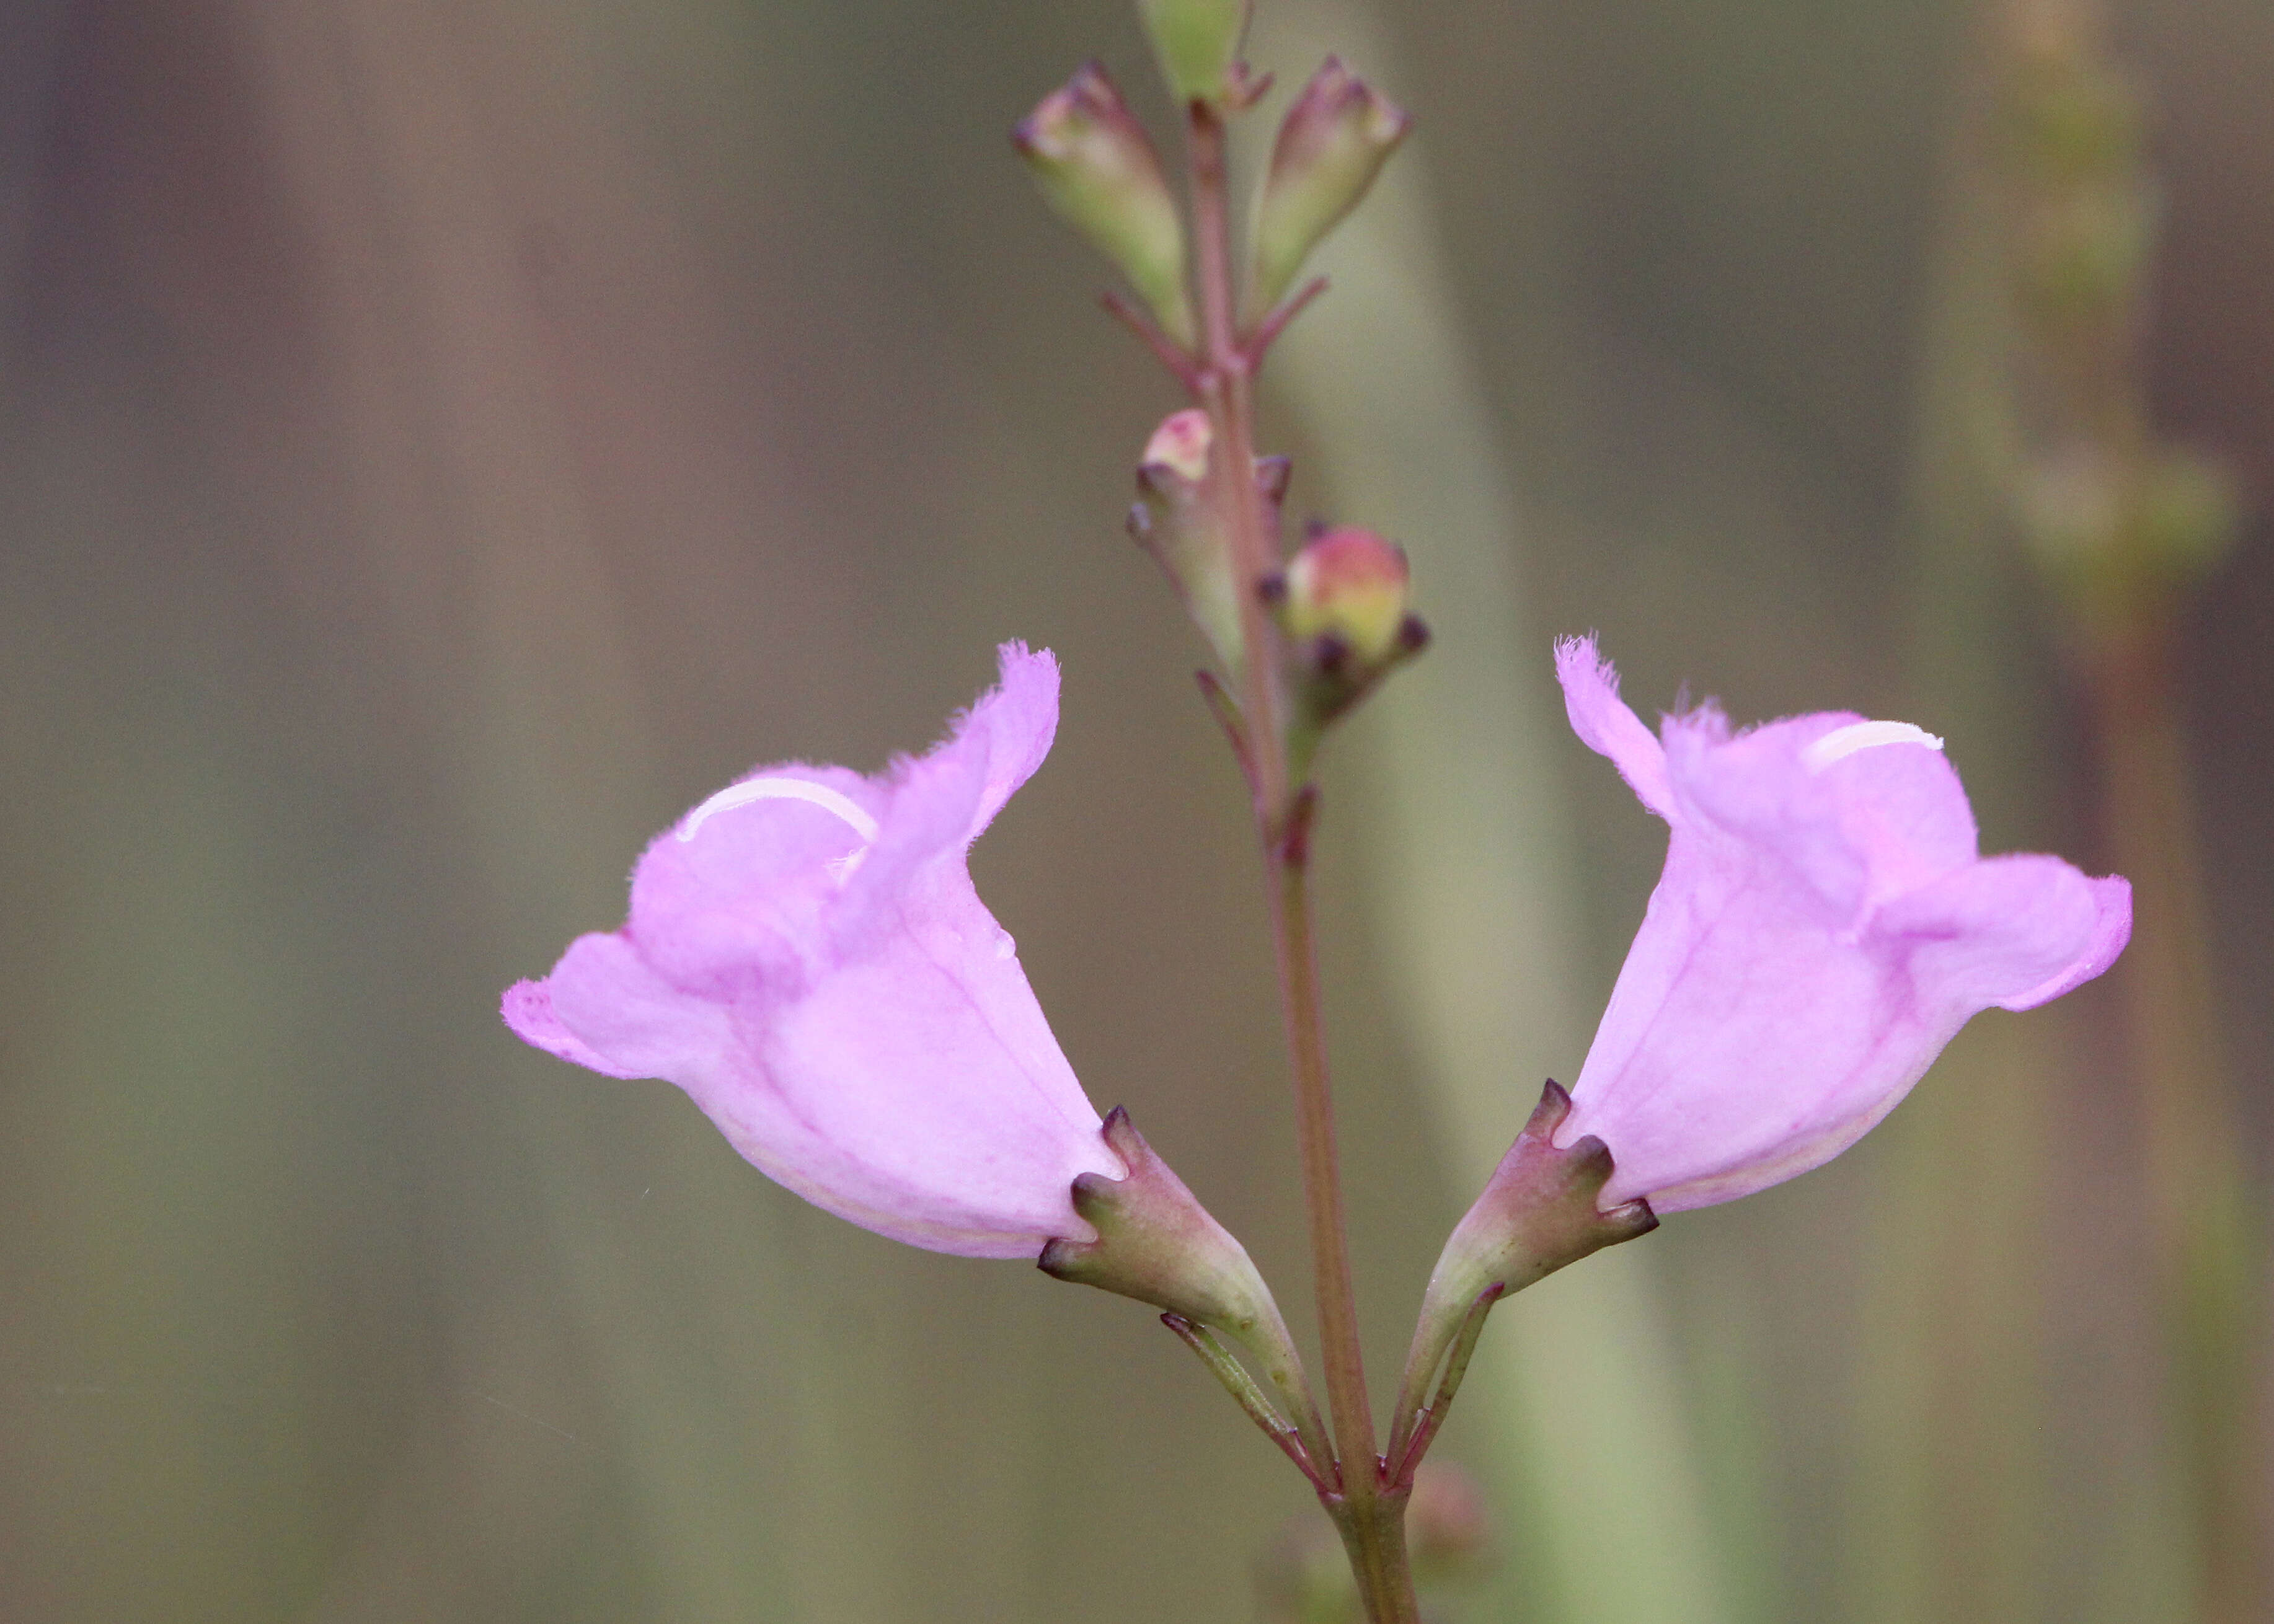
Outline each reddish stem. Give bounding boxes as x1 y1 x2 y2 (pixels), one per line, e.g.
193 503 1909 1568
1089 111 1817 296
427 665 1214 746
1182 99 1414 1624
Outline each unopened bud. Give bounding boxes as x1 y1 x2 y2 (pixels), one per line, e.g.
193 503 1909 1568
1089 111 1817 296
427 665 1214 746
2005 53 2141 187
1138 0 1252 107
2016 443 2239 602
1016 63 1196 345
2015 185 2151 332
1144 405 1213 483
1281 525 1411 663
1130 410 1278 674
2014 445 2124 578
1270 526 1427 775
1249 58 1410 315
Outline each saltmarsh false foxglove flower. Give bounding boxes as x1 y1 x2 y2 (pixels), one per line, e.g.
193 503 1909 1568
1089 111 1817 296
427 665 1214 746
502 643 1124 1257
1553 635 2132 1212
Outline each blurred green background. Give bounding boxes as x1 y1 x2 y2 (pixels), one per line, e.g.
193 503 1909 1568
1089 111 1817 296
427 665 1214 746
1 0 2266 1620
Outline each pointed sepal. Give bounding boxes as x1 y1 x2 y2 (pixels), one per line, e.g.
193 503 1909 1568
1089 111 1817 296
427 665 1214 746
1427 1080 1656 1305
1041 1107 1279 1339
1387 1081 1656 1473
1040 1108 1334 1470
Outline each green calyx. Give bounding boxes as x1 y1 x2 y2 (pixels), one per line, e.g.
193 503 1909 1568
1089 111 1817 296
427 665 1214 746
1039 1107 1330 1472
1015 63 1196 346
1390 1082 1656 1475
1127 412 1288 677
1136 0 1252 107
1418 1080 1656 1318
1249 57 1410 318
1040 1107 1279 1338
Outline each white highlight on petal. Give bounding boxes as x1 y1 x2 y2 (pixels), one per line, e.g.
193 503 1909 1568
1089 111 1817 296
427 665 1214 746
1803 720 1946 774
677 775 881 844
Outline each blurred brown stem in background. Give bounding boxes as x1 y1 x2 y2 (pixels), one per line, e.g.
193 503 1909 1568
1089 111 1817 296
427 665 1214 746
2089 612 2268 1624
1993 1 2270 1617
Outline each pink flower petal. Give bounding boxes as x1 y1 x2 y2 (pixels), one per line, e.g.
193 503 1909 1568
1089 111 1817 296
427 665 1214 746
1877 857 2133 1014
501 643 1115 1259
1552 638 2130 1214
1555 635 1676 821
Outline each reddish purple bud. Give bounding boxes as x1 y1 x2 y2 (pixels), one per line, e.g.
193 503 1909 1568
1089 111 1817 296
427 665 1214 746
1144 407 1213 484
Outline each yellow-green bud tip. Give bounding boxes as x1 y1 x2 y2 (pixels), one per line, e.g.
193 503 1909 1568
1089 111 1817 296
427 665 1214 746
1137 0 1252 106
1283 526 1410 662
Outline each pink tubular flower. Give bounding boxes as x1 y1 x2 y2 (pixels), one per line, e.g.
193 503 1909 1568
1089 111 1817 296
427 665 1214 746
1553 636 2131 1214
502 643 1123 1257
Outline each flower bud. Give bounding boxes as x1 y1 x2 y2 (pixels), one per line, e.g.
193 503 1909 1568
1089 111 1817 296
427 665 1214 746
2014 184 2151 332
1015 63 1196 346
2015 444 2239 611
1268 526 1428 769
1144 406 1213 483
1137 0 1251 107
1249 58 1410 316
1128 410 1282 675
1273 525 1428 777
1280 524 1412 663
2134 445 2240 584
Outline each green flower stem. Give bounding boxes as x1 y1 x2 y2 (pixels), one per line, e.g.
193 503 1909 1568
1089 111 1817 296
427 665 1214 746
1386 1284 1502 1486
1163 1314 1329 1482
1184 97 1420 1624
